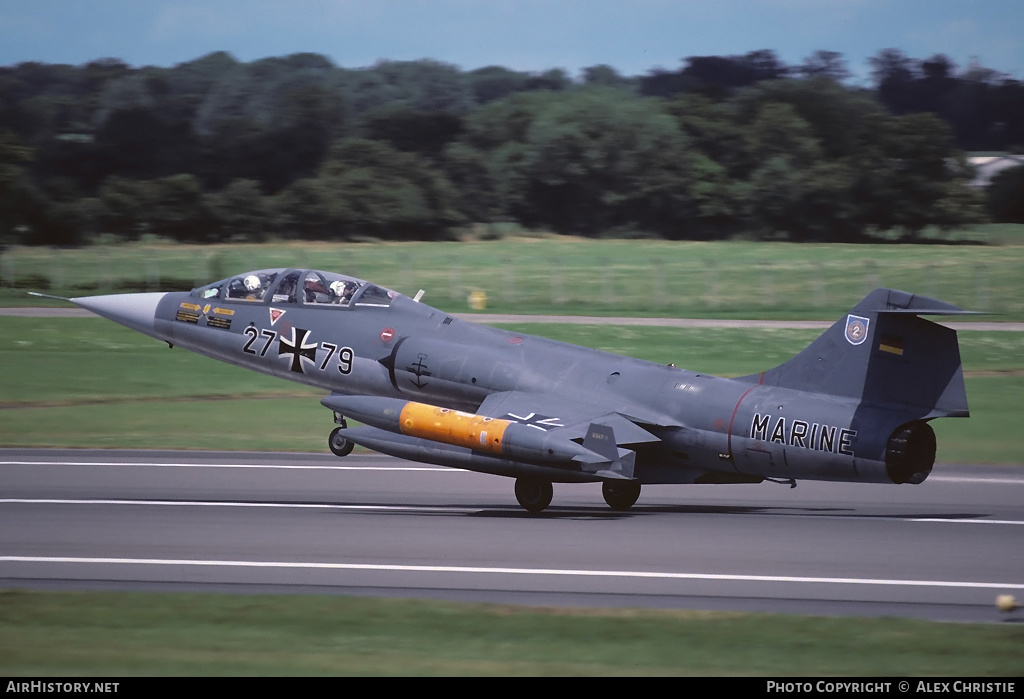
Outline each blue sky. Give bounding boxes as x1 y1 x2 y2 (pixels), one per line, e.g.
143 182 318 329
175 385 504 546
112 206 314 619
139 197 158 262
2 0 1022 82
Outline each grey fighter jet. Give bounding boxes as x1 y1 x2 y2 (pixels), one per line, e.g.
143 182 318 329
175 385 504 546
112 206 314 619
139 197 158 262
56 267 973 512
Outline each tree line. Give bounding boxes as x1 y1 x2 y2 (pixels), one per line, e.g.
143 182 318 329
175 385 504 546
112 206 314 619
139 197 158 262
1 49 1021 246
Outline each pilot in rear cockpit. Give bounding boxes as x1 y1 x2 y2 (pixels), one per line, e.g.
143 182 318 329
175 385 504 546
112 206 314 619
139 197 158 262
330 280 354 305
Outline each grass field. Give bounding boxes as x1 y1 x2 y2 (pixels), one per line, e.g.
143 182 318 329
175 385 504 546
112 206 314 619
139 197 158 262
1 590 1022 676
3 228 1024 319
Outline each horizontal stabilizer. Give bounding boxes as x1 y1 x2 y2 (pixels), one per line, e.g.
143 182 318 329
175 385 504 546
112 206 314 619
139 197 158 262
854 288 980 316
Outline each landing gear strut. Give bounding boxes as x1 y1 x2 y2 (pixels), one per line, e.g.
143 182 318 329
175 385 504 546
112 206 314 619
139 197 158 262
514 477 553 513
602 480 641 510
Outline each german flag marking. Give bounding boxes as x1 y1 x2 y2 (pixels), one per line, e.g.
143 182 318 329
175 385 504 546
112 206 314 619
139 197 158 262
879 334 905 356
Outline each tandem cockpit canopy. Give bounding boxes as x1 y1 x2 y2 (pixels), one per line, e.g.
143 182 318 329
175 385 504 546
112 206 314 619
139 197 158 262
191 268 397 308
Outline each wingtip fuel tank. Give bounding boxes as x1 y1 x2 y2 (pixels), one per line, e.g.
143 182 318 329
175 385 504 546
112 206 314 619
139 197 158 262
321 394 631 474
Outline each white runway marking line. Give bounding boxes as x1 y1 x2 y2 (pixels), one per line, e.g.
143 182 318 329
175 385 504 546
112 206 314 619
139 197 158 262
910 518 1024 525
0 460 459 472
930 476 1024 485
2 556 1022 590
4 499 1024 525
0 499 474 514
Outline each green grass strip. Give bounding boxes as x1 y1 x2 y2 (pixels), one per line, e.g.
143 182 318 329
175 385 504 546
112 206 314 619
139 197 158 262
1 590 1022 676
4 234 1024 318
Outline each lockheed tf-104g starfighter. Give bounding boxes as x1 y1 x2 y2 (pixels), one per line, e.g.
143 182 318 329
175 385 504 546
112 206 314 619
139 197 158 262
48 267 973 512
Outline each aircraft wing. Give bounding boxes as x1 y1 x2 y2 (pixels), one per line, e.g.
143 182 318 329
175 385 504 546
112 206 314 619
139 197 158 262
475 391 662 444
473 390 663 480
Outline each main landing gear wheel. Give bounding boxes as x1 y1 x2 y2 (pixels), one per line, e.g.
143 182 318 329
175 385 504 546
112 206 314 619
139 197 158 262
514 477 553 513
328 426 354 457
602 480 641 511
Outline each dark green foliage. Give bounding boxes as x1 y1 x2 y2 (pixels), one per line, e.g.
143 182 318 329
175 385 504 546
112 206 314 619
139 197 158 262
869 49 1024 151
849 113 984 239
988 165 1024 223
582 64 632 90
466 65 535 104
275 138 463 240
95 107 198 181
510 87 694 235
798 51 851 82
0 50 1014 243
204 179 270 241
359 105 464 156
639 50 789 99
0 129 36 244
96 174 211 242
440 143 502 223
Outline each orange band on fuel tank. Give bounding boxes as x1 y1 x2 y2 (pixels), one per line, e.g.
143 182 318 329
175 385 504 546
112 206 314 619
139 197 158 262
398 402 510 455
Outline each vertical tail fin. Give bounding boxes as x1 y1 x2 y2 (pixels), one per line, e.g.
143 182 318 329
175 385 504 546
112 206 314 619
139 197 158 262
747 289 974 418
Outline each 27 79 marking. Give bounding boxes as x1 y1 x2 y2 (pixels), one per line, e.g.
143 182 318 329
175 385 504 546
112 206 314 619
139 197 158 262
244 326 352 374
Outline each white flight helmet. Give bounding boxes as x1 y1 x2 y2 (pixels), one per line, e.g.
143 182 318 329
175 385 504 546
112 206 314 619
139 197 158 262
244 275 261 292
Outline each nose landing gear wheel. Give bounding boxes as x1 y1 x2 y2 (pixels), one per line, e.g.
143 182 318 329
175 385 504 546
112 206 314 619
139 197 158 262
514 477 553 513
328 426 354 457
602 480 641 510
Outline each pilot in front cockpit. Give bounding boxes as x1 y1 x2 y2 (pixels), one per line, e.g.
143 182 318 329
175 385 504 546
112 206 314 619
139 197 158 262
244 275 262 298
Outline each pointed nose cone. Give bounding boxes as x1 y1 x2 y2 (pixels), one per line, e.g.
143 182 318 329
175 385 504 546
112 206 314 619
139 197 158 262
71 292 167 339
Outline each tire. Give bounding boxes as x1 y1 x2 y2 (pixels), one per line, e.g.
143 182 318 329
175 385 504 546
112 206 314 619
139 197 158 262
328 426 354 457
602 480 641 510
514 478 553 513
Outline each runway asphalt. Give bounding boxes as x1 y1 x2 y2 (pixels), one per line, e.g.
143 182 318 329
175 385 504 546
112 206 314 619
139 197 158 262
2 448 1022 623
